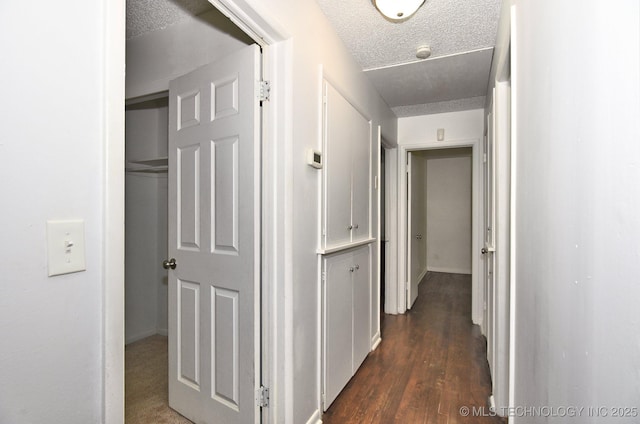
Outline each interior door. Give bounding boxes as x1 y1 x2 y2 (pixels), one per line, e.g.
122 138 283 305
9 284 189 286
483 106 497 375
167 44 261 424
407 152 420 308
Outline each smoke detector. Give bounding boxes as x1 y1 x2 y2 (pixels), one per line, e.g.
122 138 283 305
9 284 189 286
416 45 432 60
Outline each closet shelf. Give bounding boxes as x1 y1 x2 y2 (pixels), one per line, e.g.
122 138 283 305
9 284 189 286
126 157 168 173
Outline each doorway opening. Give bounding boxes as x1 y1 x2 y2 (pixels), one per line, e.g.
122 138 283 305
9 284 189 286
123 3 256 422
406 147 473 309
391 137 483 321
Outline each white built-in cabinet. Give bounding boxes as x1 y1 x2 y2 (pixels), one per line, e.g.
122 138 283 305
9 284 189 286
322 245 371 409
320 80 374 410
322 82 372 251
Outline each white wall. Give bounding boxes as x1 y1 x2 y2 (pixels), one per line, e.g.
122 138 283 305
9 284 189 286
125 101 169 343
425 149 472 274
0 1 107 422
126 8 253 99
509 0 640 418
398 109 484 145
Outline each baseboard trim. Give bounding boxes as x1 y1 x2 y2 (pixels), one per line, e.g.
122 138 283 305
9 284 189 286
125 328 168 345
417 267 428 284
371 333 382 351
427 266 472 275
125 329 157 345
305 408 322 424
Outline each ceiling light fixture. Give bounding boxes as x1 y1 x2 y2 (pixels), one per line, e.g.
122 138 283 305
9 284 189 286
374 0 425 21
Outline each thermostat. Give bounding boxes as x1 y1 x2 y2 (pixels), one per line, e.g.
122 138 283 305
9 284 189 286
307 149 323 169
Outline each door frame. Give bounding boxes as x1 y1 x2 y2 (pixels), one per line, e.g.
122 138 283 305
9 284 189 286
394 139 483 323
103 1 291 422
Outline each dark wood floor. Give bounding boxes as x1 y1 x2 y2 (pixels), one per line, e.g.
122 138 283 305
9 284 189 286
322 272 506 424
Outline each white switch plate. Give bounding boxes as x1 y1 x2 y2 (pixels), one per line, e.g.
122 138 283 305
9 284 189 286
437 128 445 141
47 220 86 276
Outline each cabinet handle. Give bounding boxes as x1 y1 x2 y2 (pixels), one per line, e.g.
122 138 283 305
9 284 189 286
348 225 353 230
354 224 359 229
355 264 360 270
349 266 355 272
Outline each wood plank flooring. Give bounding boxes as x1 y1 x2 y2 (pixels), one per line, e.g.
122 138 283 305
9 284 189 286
322 272 506 424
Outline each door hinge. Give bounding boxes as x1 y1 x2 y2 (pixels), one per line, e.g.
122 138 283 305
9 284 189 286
321 271 326 282
256 386 270 408
258 80 271 102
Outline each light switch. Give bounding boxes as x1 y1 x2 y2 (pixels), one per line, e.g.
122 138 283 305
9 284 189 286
437 128 445 141
47 220 86 276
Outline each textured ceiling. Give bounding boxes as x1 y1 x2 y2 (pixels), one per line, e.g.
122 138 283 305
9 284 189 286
126 0 213 39
126 0 502 116
365 48 494 117
316 0 502 116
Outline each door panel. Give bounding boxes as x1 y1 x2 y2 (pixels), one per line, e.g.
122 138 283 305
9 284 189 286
179 280 200 389
352 246 371 370
168 44 260 424
212 137 239 253
324 83 354 247
323 250 354 410
350 114 371 242
178 145 201 250
211 287 239 409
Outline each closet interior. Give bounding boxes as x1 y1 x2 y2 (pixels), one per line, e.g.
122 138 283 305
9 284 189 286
125 97 169 344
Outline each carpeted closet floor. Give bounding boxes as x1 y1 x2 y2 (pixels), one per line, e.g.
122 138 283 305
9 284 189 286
125 335 193 424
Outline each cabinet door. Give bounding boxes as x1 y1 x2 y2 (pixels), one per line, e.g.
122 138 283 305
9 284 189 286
352 245 371 371
349 106 371 242
324 83 355 247
323 250 354 409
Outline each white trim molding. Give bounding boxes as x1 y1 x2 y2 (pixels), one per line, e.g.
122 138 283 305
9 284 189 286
103 0 125 422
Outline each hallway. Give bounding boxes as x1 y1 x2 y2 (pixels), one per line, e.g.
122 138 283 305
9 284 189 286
323 272 505 423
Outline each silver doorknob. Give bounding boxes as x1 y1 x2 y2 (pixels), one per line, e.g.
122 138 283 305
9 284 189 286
481 248 488 254
162 258 177 270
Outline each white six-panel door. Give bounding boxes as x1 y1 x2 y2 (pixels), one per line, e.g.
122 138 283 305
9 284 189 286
167 44 261 424
407 152 427 309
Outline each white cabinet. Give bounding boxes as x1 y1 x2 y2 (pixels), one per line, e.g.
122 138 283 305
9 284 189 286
322 244 371 410
322 81 372 250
